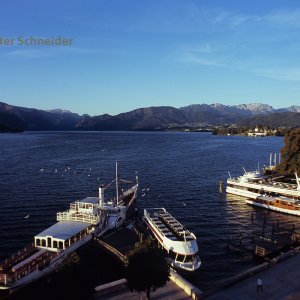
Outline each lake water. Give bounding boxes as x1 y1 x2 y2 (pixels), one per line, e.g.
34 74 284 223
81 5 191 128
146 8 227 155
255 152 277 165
1 131 299 291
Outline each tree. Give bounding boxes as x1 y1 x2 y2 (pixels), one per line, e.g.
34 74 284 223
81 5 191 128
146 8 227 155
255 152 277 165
276 128 300 175
125 238 170 299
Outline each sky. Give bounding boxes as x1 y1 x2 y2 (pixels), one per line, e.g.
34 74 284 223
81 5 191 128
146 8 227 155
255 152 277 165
1 0 300 115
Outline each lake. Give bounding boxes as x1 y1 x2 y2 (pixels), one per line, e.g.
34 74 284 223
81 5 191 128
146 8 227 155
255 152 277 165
1 131 298 291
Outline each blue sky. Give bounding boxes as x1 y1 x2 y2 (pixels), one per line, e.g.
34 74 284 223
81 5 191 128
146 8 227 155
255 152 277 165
1 0 300 115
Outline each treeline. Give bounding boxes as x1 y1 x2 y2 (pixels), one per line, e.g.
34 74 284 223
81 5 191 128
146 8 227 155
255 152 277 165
0 123 23 133
276 128 300 175
212 127 249 135
213 126 290 136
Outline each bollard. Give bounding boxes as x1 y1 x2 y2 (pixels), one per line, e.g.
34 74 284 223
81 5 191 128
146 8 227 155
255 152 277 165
219 178 223 194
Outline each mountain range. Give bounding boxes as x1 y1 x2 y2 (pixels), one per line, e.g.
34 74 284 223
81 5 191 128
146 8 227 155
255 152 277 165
0 101 300 131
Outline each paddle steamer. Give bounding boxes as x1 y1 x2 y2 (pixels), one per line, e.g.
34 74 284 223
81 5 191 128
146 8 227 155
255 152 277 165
0 164 138 293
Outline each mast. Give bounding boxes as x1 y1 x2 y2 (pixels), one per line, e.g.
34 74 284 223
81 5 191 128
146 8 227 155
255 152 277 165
116 161 119 205
274 153 277 166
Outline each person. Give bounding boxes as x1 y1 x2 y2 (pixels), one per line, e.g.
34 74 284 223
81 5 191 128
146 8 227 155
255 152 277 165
257 278 263 292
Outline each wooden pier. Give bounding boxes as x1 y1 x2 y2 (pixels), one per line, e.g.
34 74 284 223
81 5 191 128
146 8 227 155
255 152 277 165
94 225 140 263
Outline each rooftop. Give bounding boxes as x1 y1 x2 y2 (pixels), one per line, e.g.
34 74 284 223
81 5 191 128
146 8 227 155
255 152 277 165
35 221 90 241
79 197 100 204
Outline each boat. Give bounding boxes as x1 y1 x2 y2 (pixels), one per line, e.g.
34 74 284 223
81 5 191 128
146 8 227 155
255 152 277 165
226 168 300 201
0 164 138 294
142 208 201 273
246 195 300 216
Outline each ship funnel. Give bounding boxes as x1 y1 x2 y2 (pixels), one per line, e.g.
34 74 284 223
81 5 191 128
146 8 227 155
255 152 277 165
99 184 105 206
295 172 300 191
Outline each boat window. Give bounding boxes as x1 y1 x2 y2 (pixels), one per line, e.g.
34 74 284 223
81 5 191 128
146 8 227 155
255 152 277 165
36 238 40 246
176 254 185 262
58 241 64 249
41 239 46 247
169 250 176 260
53 240 58 248
185 255 194 262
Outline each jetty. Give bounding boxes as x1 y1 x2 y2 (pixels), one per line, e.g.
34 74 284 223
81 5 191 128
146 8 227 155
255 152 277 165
93 223 202 299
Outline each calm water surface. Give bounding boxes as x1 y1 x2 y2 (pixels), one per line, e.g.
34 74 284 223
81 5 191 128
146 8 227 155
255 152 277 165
1 131 299 290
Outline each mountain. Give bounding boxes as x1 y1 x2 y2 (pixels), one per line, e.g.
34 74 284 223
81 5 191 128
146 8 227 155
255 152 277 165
238 112 300 128
76 106 187 130
277 105 300 113
0 101 299 131
0 102 81 130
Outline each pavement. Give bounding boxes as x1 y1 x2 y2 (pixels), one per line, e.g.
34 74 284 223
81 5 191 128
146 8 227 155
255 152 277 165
94 280 191 300
206 253 300 300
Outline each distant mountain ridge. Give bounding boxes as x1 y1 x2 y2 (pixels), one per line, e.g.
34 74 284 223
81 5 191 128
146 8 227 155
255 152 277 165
0 101 299 131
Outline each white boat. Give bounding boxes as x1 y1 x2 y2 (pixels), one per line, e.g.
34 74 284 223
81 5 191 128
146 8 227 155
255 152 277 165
143 208 201 273
226 169 300 201
0 164 138 294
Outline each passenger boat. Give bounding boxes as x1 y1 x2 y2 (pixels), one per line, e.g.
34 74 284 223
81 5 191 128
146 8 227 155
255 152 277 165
0 164 138 294
143 208 201 273
226 169 300 201
246 195 300 216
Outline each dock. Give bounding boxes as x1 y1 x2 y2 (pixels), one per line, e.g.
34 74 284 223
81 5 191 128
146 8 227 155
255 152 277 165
94 268 202 300
93 223 202 299
94 278 191 299
205 247 300 300
94 225 140 263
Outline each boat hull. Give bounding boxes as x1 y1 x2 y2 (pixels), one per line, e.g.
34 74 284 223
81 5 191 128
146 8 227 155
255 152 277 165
245 200 300 216
226 186 260 199
227 179 300 199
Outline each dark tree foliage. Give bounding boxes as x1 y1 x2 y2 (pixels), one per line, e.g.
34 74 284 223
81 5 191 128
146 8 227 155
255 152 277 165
125 239 170 299
276 128 300 175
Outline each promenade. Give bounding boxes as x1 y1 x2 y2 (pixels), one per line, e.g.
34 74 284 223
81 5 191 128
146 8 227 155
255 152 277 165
94 280 191 300
206 253 300 300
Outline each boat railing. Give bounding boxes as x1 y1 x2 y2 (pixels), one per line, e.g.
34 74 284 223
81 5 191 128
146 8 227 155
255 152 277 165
57 211 100 225
0 251 59 285
0 243 35 272
70 201 78 211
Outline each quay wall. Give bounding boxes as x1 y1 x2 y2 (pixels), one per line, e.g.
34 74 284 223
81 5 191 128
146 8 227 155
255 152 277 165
170 269 203 299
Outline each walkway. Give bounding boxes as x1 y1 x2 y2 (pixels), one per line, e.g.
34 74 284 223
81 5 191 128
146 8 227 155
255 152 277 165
206 253 300 300
94 280 191 300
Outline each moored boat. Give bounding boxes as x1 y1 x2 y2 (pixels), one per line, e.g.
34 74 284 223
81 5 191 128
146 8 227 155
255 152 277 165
0 164 138 294
246 195 300 216
227 169 300 200
143 208 201 273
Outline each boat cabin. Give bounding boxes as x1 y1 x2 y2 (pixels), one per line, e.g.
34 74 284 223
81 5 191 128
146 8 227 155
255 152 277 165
34 221 93 252
74 197 102 215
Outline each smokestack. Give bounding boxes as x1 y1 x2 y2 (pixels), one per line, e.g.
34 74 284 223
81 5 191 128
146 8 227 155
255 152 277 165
99 184 105 206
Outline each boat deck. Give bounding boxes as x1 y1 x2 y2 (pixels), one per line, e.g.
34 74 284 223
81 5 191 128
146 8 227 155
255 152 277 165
147 209 194 241
0 247 58 286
